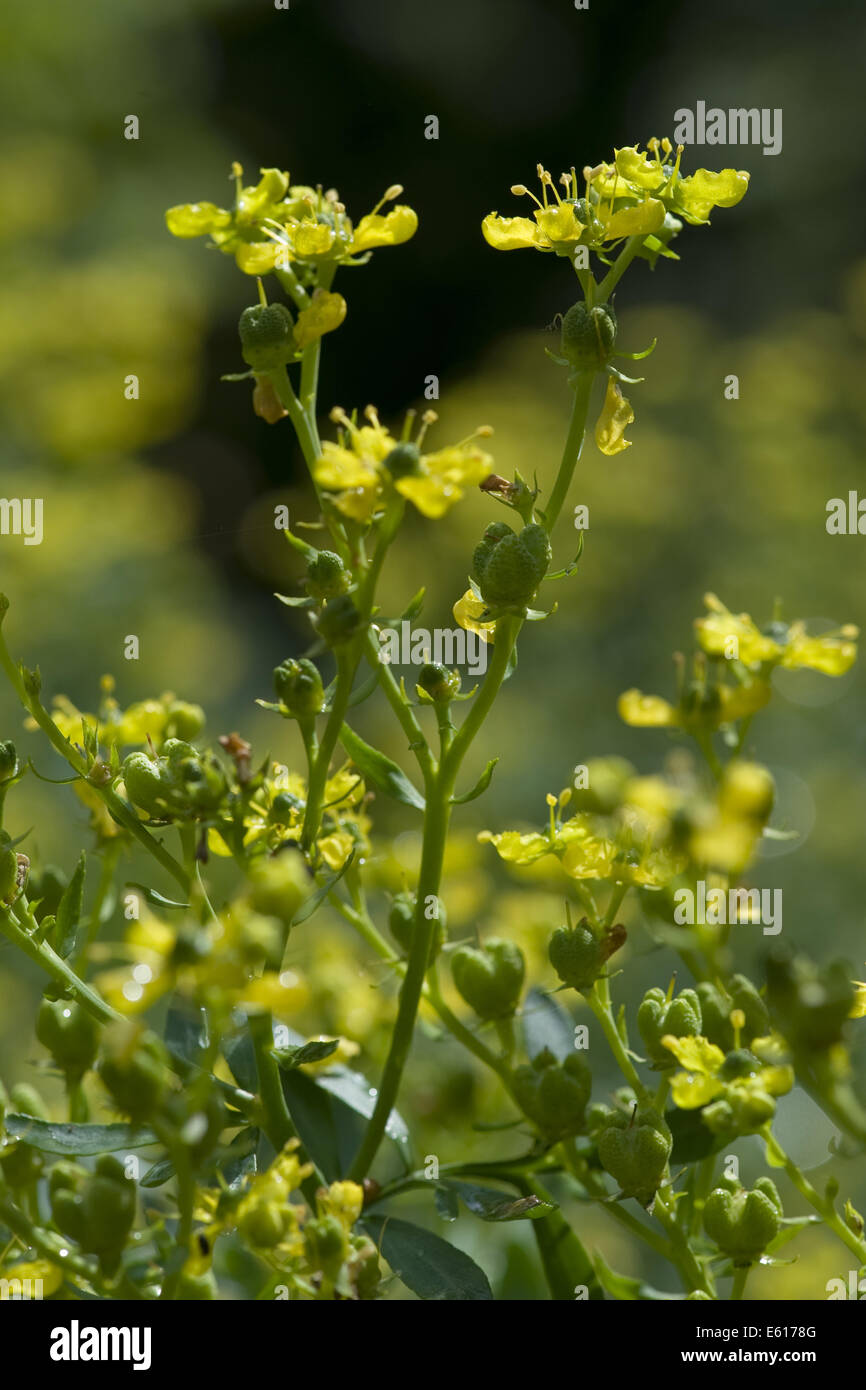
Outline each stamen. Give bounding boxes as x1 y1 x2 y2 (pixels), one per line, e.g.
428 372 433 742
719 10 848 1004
256 277 268 308
401 408 416 442
363 404 381 426
369 184 404 217
415 409 438 448
512 182 543 210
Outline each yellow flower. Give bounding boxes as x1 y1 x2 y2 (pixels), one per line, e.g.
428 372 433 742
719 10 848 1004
314 407 493 521
453 589 497 644
0 1258 63 1294
595 378 634 455
167 167 417 275
618 689 678 728
293 291 347 349
663 1033 793 1112
696 594 858 674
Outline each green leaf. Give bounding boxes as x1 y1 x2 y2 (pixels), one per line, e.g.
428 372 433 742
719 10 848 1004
666 1107 726 1165
434 1185 460 1222
339 723 425 810
523 988 574 1062
4 1116 157 1155
519 1177 604 1300
441 1180 554 1222
274 1039 339 1069
127 883 189 910
451 758 498 805
363 1215 493 1300
164 1001 209 1067
52 852 85 960
291 853 353 926
274 593 315 608
593 1251 684 1301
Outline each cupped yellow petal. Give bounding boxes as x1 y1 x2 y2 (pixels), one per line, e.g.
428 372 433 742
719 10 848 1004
350 205 418 253
781 632 858 676
595 377 634 455
534 203 584 245
290 222 336 258
613 146 666 192
477 828 552 864
314 441 380 491
600 197 665 241
670 1070 725 1109
481 213 548 250
673 168 750 223
454 589 496 643
695 599 781 665
662 1034 726 1075
294 291 347 348
235 240 281 275
165 202 232 238
617 689 679 727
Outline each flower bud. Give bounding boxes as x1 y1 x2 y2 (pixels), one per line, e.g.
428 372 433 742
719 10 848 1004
238 301 295 371
0 741 18 782
416 662 460 703
719 760 775 823
274 658 325 716
560 301 617 371
696 975 769 1052
314 594 363 647
165 701 206 742
0 847 27 906
597 1107 671 1207
36 998 101 1083
451 938 525 1020
248 849 310 927
239 1200 289 1249
703 1181 782 1260
99 1023 168 1121
637 987 702 1068
471 521 551 608
512 1048 592 1139
548 918 625 993
306 550 350 600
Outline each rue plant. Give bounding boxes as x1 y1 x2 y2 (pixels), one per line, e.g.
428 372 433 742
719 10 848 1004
0 143 863 1302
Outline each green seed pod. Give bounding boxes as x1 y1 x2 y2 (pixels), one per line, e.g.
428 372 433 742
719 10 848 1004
702 1088 777 1136
306 549 350 600
637 987 702 1068
0 740 18 782
597 1107 672 1207
274 658 325 717
347 1235 381 1300
248 849 310 927
36 998 101 1082
49 1160 82 1197
238 301 295 371
387 891 445 962
314 594 363 647
164 701 206 742
383 441 421 479
703 1183 781 1260
99 1025 168 1121
570 757 635 815
269 789 304 825
121 751 170 818
471 522 551 608
175 1269 218 1299
451 938 525 1020
548 918 625 992
239 1201 288 1249
416 663 460 703
306 1214 347 1276
560 301 617 370
80 1155 136 1257
512 1048 592 1140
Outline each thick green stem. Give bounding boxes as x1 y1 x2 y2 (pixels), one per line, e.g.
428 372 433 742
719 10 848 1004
597 234 645 303
0 906 120 1025
542 372 595 534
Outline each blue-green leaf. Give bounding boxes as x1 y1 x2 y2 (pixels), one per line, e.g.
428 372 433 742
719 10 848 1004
52 852 85 960
363 1215 493 1300
522 988 574 1062
4 1116 157 1155
339 723 425 810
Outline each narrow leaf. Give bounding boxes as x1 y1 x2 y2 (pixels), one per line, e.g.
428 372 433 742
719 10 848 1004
451 758 498 805
4 1116 157 1155
274 1039 339 1069
339 723 425 810
52 852 85 960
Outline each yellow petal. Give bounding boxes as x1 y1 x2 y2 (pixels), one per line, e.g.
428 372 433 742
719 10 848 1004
235 240 281 275
0 1259 63 1295
240 970 310 1015
670 1069 725 1109
453 589 496 643
294 291 347 348
782 633 858 676
477 828 551 864
695 595 782 665
165 202 231 238
314 441 380 491
317 830 356 871
674 169 750 223
350 205 418 253
595 378 634 456
561 834 617 880
291 222 336 257
662 1034 725 1075
481 213 548 250
600 198 665 241
617 689 678 727
613 147 666 192
534 203 584 244
850 983 866 1019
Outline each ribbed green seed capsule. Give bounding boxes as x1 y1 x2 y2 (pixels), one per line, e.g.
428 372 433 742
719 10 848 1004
238 302 295 371
560 302 617 370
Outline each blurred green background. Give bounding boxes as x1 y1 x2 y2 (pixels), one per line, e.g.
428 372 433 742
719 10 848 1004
2 0 866 1299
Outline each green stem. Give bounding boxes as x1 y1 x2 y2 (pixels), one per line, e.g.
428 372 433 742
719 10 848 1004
0 906 120 1025
300 647 356 853
542 373 595 534
654 1186 715 1296
597 235 645 303
587 977 650 1103
730 1264 750 1300
347 617 521 1179
77 839 121 976
762 1126 866 1265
